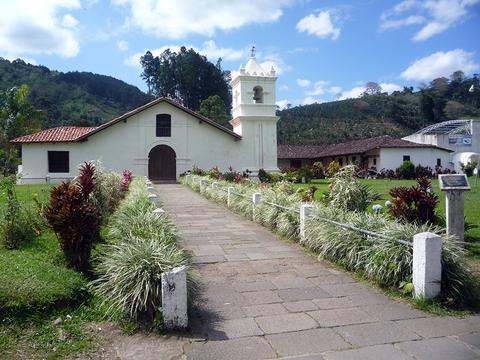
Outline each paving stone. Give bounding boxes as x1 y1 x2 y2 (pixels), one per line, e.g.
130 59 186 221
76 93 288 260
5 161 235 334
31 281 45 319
283 300 318 313
320 283 372 297
197 317 263 340
323 344 413 360
270 276 315 289
266 328 350 357
242 303 288 317
233 280 277 292
192 245 225 256
347 293 391 306
255 313 318 334
187 337 276 360
359 303 427 321
293 264 333 278
277 287 331 301
312 297 354 310
246 252 270 260
193 255 226 264
308 308 377 327
242 290 283 305
458 332 480 350
278 356 324 360
335 321 420 346
397 337 480 360
395 317 475 338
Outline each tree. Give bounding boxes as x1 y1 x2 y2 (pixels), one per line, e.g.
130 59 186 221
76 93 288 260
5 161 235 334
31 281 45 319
444 100 466 119
0 85 43 175
420 93 435 123
198 95 230 127
363 82 382 96
139 47 232 115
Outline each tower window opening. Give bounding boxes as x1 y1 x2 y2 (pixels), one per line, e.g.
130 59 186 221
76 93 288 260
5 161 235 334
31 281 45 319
253 86 264 103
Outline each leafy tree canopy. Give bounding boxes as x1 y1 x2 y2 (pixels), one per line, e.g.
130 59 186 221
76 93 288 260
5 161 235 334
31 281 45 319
198 95 229 128
140 47 231 114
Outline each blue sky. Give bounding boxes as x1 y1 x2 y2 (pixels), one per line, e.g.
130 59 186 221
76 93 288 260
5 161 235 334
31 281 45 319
0 0 478 108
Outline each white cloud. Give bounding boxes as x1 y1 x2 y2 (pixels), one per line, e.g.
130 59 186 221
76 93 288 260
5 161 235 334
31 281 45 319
276 99 291 109
259 52 290 75
306 80 329 96
297 79 311 87
124 41 244 68
117 40 129 51
296 10 341 40
400 49 479 81
380 0 480 41
112 0 293 39
301 96 322 105
0 0 81 58
337 82 402 100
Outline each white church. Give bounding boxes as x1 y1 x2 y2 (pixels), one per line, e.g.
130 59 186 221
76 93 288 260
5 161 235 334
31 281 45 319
12 53 279 183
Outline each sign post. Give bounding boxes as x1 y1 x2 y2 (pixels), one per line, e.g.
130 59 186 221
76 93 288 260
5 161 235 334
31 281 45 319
438 174 470 244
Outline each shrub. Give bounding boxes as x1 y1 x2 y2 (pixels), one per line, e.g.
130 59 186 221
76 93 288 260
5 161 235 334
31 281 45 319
311 162 325 179
397 160 415 179
90 162 124 222
191 165 205 176
206 166 222 180
388 177 438 225
328 165 380 212
298 166 314 183
45 182 99 272
326 161 340 177
121 169 133 193
0 176 37 249
460 160 478 177
258 168 271 183
415 164 433 178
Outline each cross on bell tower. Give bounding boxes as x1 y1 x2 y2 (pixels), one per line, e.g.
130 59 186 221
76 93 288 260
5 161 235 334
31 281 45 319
250 46 256 58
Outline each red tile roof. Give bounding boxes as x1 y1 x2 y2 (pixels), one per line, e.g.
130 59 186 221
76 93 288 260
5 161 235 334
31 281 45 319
11 97 242 144
278 135 453 159
11 126 96 143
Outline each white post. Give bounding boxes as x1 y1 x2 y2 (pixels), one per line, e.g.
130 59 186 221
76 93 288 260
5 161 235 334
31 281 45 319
252 192 262 221
227 186 234 207
153 208 165 216
212 181 219 189
185 174 191 185
200 179 208 192
413 232 442 300
161 265 188 330
147 193 158 203
300 204 314 241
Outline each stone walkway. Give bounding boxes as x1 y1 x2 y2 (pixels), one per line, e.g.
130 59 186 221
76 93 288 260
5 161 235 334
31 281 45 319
156 184 480 360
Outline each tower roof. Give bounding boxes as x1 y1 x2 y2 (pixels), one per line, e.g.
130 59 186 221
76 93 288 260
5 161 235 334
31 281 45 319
236 47 276 77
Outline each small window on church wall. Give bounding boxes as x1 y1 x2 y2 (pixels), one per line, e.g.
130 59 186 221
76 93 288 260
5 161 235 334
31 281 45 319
156 114 171 137
48 151 69 173
253 86 264 103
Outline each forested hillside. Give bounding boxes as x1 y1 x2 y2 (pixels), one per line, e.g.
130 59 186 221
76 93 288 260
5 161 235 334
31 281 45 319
0 58 151 128
277 73 480 144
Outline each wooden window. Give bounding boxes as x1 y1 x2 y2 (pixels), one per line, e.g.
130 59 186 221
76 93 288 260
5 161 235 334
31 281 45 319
403 155 410 162
48 151 69 173
373 158 377 165
437 158 441 166
156 114 171 137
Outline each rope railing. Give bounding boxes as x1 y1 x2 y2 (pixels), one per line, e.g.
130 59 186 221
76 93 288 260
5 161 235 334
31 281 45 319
264 200 301 214
310 214 412 247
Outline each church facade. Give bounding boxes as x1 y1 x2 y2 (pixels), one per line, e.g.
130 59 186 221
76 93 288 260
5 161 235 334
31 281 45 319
12 55 279 183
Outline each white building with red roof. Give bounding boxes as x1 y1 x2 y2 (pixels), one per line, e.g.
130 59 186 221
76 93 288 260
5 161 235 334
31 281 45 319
11 54 279 183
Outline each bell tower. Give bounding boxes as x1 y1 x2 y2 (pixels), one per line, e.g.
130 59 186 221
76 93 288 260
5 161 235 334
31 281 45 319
230 47 279 173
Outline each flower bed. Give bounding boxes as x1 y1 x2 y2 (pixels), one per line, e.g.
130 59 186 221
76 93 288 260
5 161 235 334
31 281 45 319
182 174 477 307
92 177 193 325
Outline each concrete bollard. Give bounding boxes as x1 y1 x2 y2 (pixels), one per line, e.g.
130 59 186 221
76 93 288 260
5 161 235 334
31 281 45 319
212 181 219 189
185 174 191 185
227 186 235 207
161 265 188 330
252 192 262 221
200 179 208 192
300 204 314 241
153 208 165 216
147 193 158 203
413 232 442 300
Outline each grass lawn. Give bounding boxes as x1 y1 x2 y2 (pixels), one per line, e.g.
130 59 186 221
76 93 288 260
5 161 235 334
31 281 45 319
293 177 480 261
0 184 104 359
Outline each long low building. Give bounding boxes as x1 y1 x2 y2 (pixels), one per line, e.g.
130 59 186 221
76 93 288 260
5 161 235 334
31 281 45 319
278 135 454 171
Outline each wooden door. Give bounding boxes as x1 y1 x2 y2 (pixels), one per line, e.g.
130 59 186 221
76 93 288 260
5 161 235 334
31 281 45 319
148 145 176 180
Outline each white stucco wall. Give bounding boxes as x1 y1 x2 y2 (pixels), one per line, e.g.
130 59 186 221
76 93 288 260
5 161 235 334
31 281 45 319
19 101 278 183
377 147 452 171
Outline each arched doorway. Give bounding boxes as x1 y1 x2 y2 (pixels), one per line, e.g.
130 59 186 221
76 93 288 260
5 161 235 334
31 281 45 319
148 145 176 181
